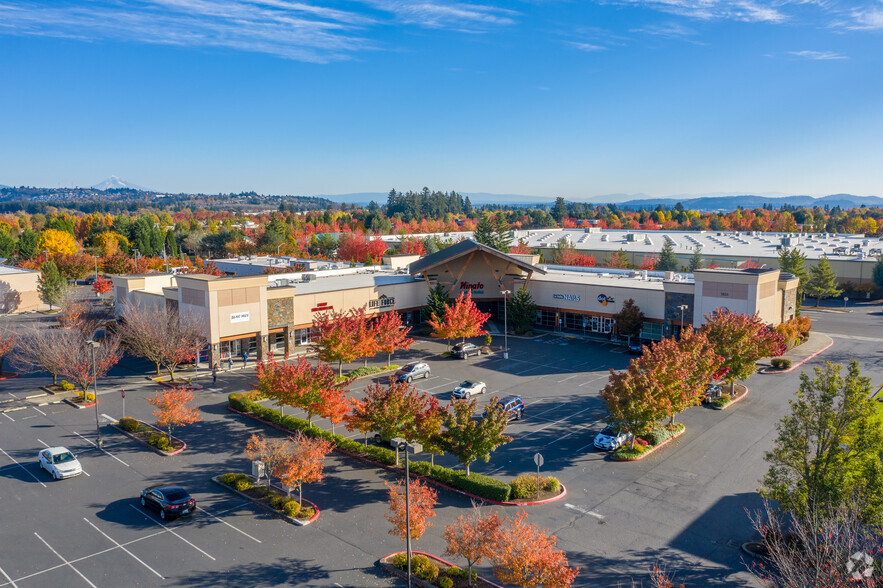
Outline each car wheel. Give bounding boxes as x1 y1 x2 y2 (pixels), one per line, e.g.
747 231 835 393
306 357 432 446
425 371 430 379
407 377 412 384
482 386 487 394
160 509 167 520
141 496 147 507
517 410 523 420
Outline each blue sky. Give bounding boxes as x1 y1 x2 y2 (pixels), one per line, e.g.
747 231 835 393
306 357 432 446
1 0 882 200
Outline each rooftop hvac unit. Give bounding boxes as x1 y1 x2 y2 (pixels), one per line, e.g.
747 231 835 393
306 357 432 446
303 274 317 282
641 270 648 280
277 278 289 287
664 272 674 280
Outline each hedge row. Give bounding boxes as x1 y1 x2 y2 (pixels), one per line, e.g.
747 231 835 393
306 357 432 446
229 392 511 502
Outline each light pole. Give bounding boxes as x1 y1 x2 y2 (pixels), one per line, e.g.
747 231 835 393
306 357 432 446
86 340 102 447
397 440 422 588
500 290 511 359
677 304 688 338
276 243 283 256
92 255 98 282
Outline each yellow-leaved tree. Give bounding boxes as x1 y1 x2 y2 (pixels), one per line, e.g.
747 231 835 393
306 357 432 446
37 229 78 255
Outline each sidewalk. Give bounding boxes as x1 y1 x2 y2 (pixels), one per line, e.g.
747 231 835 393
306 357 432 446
757 331 834 374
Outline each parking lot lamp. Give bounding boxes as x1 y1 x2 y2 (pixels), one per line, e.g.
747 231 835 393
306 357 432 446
677 304 688 337
501 290 511 359
86 340 102 447
397 440 422 587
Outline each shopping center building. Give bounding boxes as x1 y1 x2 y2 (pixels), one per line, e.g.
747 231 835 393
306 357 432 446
111 240 798 366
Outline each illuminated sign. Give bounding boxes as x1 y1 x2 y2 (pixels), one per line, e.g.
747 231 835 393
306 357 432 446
369 294 396 309
553 294 580 302
230 312 250 323
597 295 615 306
311 302 334 313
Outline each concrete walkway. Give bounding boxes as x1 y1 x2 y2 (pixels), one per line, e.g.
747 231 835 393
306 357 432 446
757 330 834 373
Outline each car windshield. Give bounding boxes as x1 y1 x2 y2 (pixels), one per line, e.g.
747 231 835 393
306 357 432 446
460 381 474 387
163 490 189 502
53 452 75 464
600 426 618 436
403 365 417 372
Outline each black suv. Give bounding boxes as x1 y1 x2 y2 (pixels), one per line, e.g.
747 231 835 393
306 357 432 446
452 342 481 359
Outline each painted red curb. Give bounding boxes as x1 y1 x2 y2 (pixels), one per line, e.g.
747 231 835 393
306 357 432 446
613 427 686 461
227 405 566 507
111 420 186 456
64 398 97 409
212 475 319 525
775 338 834 374
713 386 750 410
380 551 503 587
0 372 20 381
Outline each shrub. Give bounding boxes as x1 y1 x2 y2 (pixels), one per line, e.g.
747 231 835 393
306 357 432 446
282 499 300 517
411 555 439 582
713 393 732 408
780 359 792 369
511 474 545 499
233 477 253 492
270 494 287 510
118 417 139 432
218 473 239 485
251 485 270 498
390 552 407 570
76 390 95 402
148 434 171 451
439 576 454 588
545 476 561 493
445 565 462 577
771 358 782 369
299 505 315 519
60 380 75 391
613 445 645 460
484 333 492 346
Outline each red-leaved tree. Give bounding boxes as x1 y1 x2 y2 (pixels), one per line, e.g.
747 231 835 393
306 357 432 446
92 276 113 296
700 310 785 393
311 308 363 375
257 356 349 427
0 322 15 374
492 510 580 588
427 290 490 344
58 334 123 396
386 477 438 543
147 388 201 444
275 432 334 504
372 310 413 366
444 505 504 586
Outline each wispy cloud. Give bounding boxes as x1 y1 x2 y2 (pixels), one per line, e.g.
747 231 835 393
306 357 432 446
631 20 705 41
0 0 519 62
848 5 883 29
610 0 786 22
787 49 848 59
567 41 607 51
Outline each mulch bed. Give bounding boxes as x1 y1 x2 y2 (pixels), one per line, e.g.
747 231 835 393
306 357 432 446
240 485 315 521
114 420 185 455
64 395 97 409
213 475 318 525
380 552 501 588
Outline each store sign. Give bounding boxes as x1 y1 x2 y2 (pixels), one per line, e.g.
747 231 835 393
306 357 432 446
369 294 396 309
230 311 250 323
553 294 580 302
311 302 333 313
597 294 615 306
460 281 484 294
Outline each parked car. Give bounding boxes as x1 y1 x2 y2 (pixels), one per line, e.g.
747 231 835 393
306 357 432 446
485 396 524 421
451 342 481 359
702 383 723 404
140 485 196 520
593 425 632 451
38 447 83 480
452 380 487 399
627 340 648 355
395 362 431 383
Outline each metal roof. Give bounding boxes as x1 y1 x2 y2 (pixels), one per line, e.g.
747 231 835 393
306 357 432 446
408 239 545 276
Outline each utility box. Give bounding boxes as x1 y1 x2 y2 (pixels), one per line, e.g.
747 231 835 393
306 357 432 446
252 460 265 480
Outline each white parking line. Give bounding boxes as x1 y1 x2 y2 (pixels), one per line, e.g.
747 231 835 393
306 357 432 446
520 406 596 439
33 408 46 416
83 518 164 579
197 505 262 543
545 422 596 445
74 431 129 467
0 446 46 488
2 413 14 422
564 503 605 519
128 504 216 561
34 533 97 588
579 375 608 387
556 374 581 383
528 403 567 420
0 563 17 588
6 393 17 400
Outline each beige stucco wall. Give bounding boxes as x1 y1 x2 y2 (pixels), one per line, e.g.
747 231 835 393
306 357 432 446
175 275 270 345
292 281 425 328
527 278 666 320
0 270 41 313
693 269 784 326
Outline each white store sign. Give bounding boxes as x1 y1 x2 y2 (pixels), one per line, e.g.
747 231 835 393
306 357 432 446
230 311 250 323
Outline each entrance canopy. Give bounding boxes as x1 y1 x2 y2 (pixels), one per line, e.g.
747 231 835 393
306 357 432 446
408 239 545 298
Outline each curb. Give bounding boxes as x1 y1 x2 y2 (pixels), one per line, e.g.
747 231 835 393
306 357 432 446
380 551 503 588
741 542 771 562
1 406 28 414
711 386 750 411
613 427 685 461
0 372 20 381
762 338 835 375
64 398 97 410
227 405 567 507
211 475 319 526
110 421 186 456
335 366 400 384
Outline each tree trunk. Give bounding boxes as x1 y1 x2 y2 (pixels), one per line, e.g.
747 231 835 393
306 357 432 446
364 432 368 447
338 360 342 376
730 380 736 395
155 362 161 376
167 424 172 445
298 483 303 506
816 296 821 307
387 353 391 367
465 463 470 476
52 372 58 385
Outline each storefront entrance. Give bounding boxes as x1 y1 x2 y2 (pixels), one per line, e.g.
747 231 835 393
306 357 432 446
220 335 258 361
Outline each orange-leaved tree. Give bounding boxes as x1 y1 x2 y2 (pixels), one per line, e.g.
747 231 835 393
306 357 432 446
311 307 363 375
492 510 580 588
443 504 504 586
0 322 15 374
385 477 438 543
275 432 334 504
427 290 490 345
600 363 666 450
147 388 201 444
244 433 290 490
700 310 785 393
372 309 413 366
256 356 348 427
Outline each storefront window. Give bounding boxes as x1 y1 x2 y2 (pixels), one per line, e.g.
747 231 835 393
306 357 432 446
639 323 663 341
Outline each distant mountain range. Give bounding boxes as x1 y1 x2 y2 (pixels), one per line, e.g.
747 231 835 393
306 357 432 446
91 176 145 191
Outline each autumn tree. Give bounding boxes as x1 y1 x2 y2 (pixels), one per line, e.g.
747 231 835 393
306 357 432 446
492 510 580 588
807 255 842 306
92 276 113 297
613 298 645 341
700 310 785 393
244 434 290 490
600 365 665 449
311 307 363 375
444 504 503 587
58 334 123 395
603 249 631 269
386 477 438 543
427 290 490 344
275 432 334 505
443 396 512 475
38 260 66 310
117 303 206 380
37 228 78 255
507 287 538 335
147 388 201 444
256 356 348 426
0 322 14 374
54 253 94 281
9 325 67 384
372 309 413 366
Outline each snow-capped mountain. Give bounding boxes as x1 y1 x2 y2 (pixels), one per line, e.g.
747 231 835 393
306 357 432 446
91 176 144 190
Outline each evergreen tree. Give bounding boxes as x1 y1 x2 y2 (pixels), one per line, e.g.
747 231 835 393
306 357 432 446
422 284 449 324
464 196 473 216
807 256 841 306
507 288 537 334
614 299 645 341
551 197 567 223
688 245 703 271
17 228 38 260
873 254 883 289
778 248 810 311
165 231 179 257
473 214 497 249
0 231 15 259
492 214 511 253
655 239 679 272
38 261 66 310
